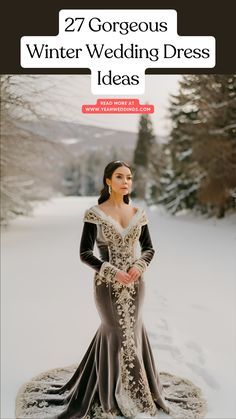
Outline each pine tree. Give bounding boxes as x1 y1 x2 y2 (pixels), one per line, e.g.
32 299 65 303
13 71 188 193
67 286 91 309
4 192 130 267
132 113 156 200
158 76 205 214
193 75 236 217
159 75 236 217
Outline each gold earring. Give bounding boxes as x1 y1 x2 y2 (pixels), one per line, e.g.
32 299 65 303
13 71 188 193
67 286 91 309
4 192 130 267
108 185 111 194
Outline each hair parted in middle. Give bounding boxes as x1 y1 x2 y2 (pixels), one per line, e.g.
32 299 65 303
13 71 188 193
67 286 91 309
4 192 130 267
98 160 133 205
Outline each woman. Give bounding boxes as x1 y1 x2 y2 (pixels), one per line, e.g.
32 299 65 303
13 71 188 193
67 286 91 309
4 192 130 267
23 160 171 418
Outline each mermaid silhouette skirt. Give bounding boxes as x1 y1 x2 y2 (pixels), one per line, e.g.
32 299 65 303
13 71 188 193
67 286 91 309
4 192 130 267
17 207 208 418
35 207 170 418
42 276 169 419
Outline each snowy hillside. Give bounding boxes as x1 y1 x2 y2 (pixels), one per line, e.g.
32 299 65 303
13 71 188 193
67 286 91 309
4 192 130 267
1 196 236 419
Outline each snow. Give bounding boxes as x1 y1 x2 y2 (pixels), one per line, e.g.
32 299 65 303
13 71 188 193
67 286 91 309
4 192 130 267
61 138 81 144
1 196 236 419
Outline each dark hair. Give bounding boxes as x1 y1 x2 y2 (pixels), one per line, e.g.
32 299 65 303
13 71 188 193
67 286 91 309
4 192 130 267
98 160 133 205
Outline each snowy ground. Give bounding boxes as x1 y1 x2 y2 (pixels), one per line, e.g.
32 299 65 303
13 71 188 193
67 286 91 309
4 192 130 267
1 196 236 419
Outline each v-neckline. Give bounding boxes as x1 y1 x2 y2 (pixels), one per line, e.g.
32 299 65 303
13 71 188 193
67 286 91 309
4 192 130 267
93 205 141 233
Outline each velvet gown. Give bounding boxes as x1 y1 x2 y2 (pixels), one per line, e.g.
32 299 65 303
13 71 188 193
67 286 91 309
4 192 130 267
40 205 170 418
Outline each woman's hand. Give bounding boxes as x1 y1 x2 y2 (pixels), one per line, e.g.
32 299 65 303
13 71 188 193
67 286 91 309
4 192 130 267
115 267 141 285
115 270 132 285
127 266 141 282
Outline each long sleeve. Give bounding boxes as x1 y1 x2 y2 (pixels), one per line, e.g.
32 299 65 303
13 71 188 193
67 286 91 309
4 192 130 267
132 224 155 275
79 221 120 282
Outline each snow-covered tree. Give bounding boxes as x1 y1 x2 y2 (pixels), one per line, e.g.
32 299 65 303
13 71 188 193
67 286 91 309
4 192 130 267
0 75 72 226
193 75 236 217
132 113 156 200
159 75 236 217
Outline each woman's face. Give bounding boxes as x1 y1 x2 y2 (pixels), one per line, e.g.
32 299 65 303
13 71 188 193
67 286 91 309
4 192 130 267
107 165 133 195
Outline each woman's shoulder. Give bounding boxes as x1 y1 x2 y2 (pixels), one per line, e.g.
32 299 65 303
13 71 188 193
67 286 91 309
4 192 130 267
83 205 102 224
127 205 149 225
94 202 139 212
95 203 144 217
138 207 149 225
128 203 146 215
83 203 148 225
126 205 148 225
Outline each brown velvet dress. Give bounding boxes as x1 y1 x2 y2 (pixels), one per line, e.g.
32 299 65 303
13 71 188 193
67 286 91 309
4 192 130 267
37 205 170 418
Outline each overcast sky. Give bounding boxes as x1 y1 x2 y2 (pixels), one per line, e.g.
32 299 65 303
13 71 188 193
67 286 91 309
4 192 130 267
21 74 181 137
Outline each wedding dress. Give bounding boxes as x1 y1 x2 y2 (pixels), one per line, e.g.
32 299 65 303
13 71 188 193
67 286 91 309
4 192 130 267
26 205 171 418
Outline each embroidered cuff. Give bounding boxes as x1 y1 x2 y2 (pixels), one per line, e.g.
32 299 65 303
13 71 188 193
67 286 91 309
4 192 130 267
132 258 148 276
98 261 120 283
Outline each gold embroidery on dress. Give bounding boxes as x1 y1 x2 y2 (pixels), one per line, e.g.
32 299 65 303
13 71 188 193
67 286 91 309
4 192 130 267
83 206 157 416
112 283 157 417
83 208 101 224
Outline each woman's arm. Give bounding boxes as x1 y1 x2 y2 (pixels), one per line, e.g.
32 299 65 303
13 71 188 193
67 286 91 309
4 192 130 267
132 224 155 275
79 222 120 282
